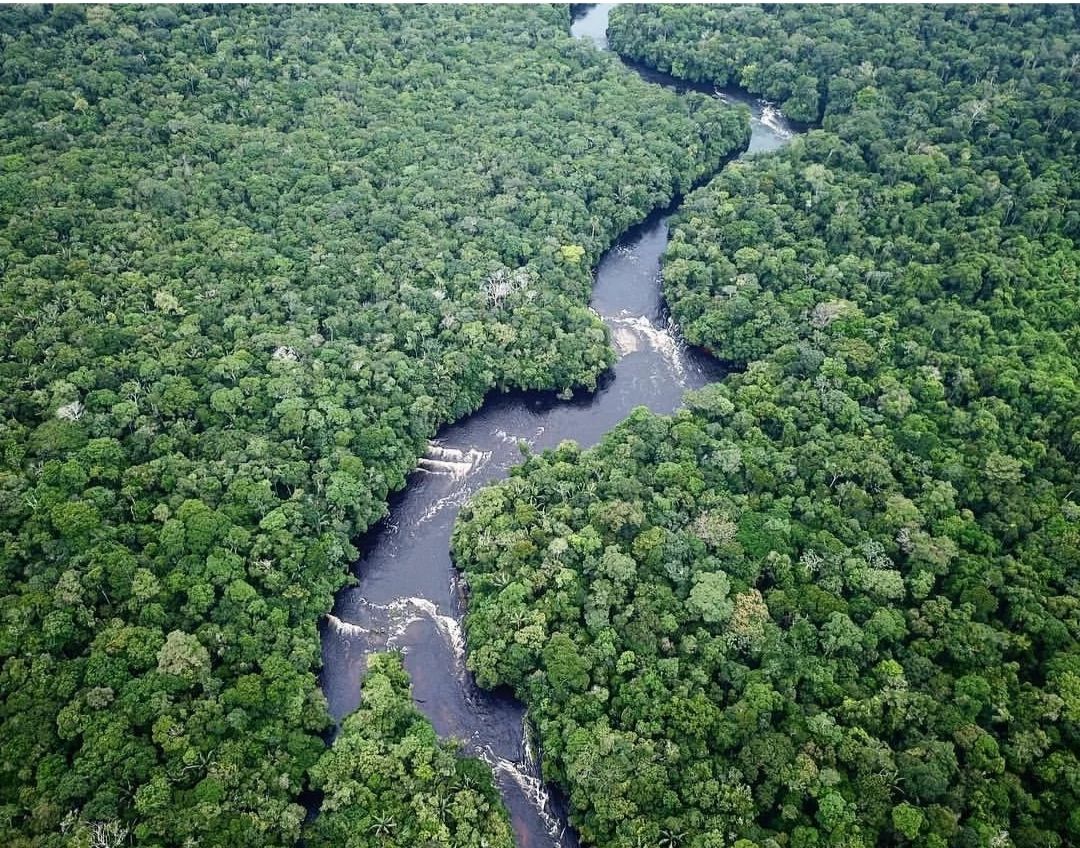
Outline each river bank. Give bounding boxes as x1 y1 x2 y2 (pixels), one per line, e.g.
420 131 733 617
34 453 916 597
319 6 799 844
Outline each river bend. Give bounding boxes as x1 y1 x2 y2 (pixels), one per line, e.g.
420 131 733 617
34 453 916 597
319 5 798 845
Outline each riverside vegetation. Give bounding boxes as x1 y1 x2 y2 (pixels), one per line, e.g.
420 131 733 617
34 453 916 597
453 5 1080 848
306 654 515 848
0 5 750 846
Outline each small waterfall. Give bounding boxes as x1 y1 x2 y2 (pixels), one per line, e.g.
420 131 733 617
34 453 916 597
479 714 570 847
605 312 687 378
398 597 467 665
488 756 568 844
411 442 495 525
324 614 368 639
759 103 793 137
337 596 468 670
425 444 472 462
320 8 804 848
416 442 491 479
521 714 538 770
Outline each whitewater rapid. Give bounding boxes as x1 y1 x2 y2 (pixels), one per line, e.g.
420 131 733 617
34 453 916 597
319 5 800 845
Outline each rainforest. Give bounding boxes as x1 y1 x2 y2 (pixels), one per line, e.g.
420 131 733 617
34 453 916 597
1 5 1077 848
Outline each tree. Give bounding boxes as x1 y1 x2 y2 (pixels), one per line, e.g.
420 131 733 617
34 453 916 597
156 630 210 684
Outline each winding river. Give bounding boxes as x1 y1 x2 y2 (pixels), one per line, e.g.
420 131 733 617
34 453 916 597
319 5 798 846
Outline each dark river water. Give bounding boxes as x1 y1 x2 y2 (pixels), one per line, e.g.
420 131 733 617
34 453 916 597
319 5 797 846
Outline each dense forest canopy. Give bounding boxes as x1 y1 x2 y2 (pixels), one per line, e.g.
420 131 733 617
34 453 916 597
609 4 1080 129
454 5 1080 848
0 5 750 845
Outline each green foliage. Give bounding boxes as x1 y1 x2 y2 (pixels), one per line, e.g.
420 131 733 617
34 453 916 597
307 653 513 848
615 7 1080 368
455 388 1079 846
0 5 749 845
892 802 924 841
610 5 1080 129
454 6 1079 848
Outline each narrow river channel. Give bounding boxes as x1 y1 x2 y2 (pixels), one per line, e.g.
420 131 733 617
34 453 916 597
319 5 799 845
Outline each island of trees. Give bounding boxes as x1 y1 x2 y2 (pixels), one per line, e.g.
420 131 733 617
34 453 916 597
453 5 1079 848
307 653 514 848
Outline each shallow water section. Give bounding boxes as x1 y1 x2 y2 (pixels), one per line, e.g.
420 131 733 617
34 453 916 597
320 6 797 846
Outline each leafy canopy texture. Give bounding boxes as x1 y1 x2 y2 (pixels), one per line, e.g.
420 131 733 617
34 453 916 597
454 5 1079 848
307 653 513 848
0 4 749 845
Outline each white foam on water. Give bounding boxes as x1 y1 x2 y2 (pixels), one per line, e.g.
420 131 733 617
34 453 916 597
415 489 471 526
493 427 531 447
324 614 368 639
609 322 642 355
464 713 568 845
480 745 568 845
605 313 687 378
402 597 467 665
758 103 793 138
411 442 496 527
490 756 563 837
351 596 467 668
340 597 420 653
384 613 425 653
417 442 491 479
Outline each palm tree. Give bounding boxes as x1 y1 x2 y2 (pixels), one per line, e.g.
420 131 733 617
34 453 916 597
659 828 687 848
369 813 397 838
